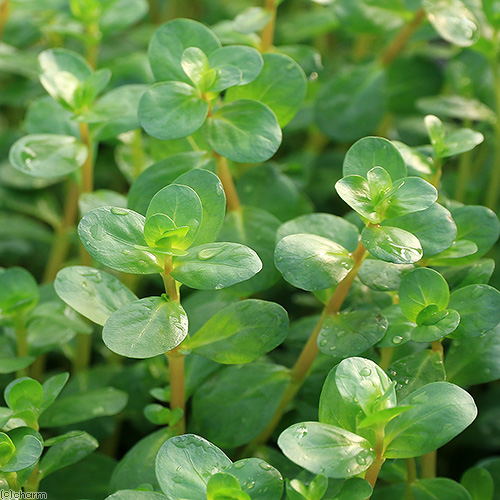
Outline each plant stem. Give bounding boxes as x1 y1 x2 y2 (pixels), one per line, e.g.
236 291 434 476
248 241 367 449
79 122 94 194
455 119 473 202
15 319 28 378
364 427 386 491
0 0 10 41
163 259 185 434
74 334 92 373
43 180 80 283
132 128 145 179
24 464 40 493
381 8 426 67
421 450 437 478
405 458 417 500
85 22 100 69
214 153 241 211
260 0 277 52
431 340 443 361
379 347 394 371
430 157 442 188
486 51 500 209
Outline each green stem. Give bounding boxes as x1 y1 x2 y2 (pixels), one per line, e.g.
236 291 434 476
215 153 241 212
405 458 417 500
24 464 40 493
247 241 367 450
364 427 386 492
14 319 28 378
43 180 80 283
132 128 145 179
260 0 277 52
379 347 394 371
421 450 437 478
79 122 94 194
85 21 100 69
455 119 473 202
430 157 442 188
0 0 10 41
380 8 426 67
74 334 92 374
163 259 185 435
486 51 500 209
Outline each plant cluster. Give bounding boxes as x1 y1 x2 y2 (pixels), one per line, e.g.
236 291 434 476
1 0 500 499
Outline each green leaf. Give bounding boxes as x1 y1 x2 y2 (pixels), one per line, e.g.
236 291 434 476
422 0 479 47
55 266 137 326
411 478 473 500
440 128 484 158
138 82 209 140
148 19 221 84
388 350 445 400
78 207 163 274
335 175 377 222
155 434 232 500
411 309 460 342
384 382 477 458
358 260 413 292
461 467 494 500
361 225 422 264
217 206 281 296
79 190 128 216
171 242 262 290
103 296 188 359
183 299 288 364
207 472 246 499
38 48 93 111
448 285 500 338
278 422 375 478
181 47 210 88
97 0 149 35
277 213 360 253
417 95 496 123
106 492 166 500
383 203 457 257
399 268 449 322
9 134 87 179
334 478 373 500
209 45 263 87
110 428 174 492
205 99 282 163
39 387 128 427
0 433 15 468
25 95 79 137
275 234 353 291
40 372 70 413
1 427 43 473
343 137 407 181
226 458 284 500
192 363 290 448
320 357 396 429
318 312 388 358
381 177 437 219
484 0 500 30
0 267 39 322
315 65 386 142
173 169 226 246
145 183 203 252
128 151 215 215
446 325 500 386
226 53 306 127
5 377 43 412
39 431 98 479
232 7 273 33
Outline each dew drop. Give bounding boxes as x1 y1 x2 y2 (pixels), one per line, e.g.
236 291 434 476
356 455 366 465
111 207 128 216
197 247 222 260
214 283 224 290
233 462 245 470
276 256 283 263
122 249 131 256
258 462 272 471
90 225 104 241
392 335 403 345
319 339 328 347
360 367 372 377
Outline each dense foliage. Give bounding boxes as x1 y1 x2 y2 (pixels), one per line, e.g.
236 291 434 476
1 0 500 499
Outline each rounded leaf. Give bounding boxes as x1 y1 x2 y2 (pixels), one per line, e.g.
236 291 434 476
171 242 262 290
138 82 209 140
103 296 188 358
9 134 87 179
209 45 263 86
78 207 163 274
275 234 353 292
55 266 138 326
278 422 375 478
205 99 282 163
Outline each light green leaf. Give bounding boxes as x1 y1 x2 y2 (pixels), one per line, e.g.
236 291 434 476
9 134 87 179
0 267 39 322
138 82 209 140
55 266 138 326
206 99 282 163
209 45 263 86
103 296 188 358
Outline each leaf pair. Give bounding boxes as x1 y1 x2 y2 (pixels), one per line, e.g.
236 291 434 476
278 358 477 478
